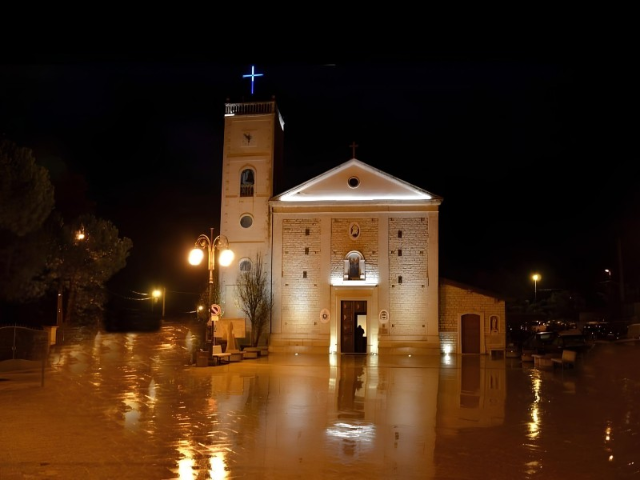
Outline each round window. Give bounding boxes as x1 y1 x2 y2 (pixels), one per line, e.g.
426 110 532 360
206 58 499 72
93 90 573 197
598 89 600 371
348 176 360 188
240 215 253 228
239 259 252 272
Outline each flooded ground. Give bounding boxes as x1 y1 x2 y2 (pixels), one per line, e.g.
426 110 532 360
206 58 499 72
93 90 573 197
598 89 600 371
1 320 639 479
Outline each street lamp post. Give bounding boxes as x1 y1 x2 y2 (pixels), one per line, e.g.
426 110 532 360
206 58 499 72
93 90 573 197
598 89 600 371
532 273 541 303
57 226 86 342
188 228 234 352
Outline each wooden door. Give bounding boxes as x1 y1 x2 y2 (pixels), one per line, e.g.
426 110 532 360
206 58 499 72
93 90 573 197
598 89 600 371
461 313 481 354
341 301 367 353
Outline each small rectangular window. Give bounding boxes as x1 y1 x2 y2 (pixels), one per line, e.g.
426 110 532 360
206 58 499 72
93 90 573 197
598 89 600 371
398 230 402 238
305 247 309 255
303 271 307 279
305 228 310 236
398 276 403 284
398 249 403 257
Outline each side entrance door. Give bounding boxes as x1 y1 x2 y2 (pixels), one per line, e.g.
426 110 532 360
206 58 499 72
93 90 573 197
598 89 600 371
341 300 367 353
461 313 481 354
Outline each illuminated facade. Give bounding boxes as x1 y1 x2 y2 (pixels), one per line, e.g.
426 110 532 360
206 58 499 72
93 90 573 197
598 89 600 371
218 98 505 355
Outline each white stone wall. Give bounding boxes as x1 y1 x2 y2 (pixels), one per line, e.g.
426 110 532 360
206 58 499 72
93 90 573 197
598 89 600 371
281 219 324 334
274 214 440 353
330 218 379 282
388 217 429 336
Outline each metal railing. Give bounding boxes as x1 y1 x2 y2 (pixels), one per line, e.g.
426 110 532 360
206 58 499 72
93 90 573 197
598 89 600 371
0 325 49 386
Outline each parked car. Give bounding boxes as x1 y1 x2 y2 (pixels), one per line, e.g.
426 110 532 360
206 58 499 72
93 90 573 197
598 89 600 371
582 322 608 340
583 321 628 341
522 329 592 357
522 331 557 354
603 321 629 341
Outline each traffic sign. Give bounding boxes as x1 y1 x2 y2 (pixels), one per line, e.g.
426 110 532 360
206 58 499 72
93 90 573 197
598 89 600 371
210 304 221 315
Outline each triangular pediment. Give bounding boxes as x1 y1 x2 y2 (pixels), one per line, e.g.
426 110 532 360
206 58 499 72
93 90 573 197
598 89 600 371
273 158 441 203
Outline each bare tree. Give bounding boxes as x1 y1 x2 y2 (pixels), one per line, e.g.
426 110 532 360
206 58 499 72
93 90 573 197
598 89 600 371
236 252 272 347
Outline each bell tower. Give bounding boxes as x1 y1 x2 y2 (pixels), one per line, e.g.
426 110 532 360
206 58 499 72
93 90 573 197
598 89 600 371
218 97 284 319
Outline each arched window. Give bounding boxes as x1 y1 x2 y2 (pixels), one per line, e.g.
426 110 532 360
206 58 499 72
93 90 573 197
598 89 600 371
240 168 255 197
239 258 252 272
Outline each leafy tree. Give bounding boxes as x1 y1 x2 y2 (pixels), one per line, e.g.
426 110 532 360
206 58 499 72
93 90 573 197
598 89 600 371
0 139 55 237
0 139 55 306
0 139 132 329
43 215 132 324
236 252 272 347
49 214 133 326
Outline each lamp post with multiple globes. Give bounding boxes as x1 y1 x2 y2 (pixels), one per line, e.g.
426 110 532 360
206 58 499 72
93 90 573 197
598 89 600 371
188 228 234 351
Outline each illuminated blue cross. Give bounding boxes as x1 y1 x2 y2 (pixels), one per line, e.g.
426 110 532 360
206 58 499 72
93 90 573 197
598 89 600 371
242 65 263 95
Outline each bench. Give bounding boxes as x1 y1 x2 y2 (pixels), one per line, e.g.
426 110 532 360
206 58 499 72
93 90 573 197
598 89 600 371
211 345 231 365
226 350 243 362
243 347 261 359
551 349 576 372
532 354 554 370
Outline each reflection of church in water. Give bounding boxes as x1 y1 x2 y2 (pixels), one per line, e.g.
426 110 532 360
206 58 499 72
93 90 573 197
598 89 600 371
330 354 506 460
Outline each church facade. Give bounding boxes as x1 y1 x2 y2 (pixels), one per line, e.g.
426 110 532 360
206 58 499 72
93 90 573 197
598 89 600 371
217 98 505 356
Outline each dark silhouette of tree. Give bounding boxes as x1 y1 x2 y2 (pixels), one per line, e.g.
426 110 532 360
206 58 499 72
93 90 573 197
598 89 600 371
1 138 132 327
0 139 55 305
49 214 132 326
0 139 55 237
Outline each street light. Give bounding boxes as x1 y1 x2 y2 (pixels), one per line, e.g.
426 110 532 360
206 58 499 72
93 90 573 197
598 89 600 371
151 289 162 314
188 228 234 349
532 273 541 302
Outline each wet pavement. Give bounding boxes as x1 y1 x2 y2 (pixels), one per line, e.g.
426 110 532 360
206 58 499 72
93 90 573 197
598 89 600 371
1 320 639 479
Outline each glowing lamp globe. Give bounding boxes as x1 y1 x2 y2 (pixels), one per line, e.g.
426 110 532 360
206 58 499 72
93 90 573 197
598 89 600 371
188 249 204 266
218 249 234 267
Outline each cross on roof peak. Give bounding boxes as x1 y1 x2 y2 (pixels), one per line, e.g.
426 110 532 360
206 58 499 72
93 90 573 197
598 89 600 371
349 141 359 158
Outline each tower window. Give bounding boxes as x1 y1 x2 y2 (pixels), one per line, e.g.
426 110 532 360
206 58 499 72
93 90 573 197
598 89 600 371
398 230 402 238
240 168 255 197
305 247 309 255
305 228 310 236
398 249 403 257
240 215 253 228
303 271 307 279
398 276 403 284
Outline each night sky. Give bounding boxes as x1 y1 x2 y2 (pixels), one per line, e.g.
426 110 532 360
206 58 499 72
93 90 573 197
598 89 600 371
0 54 632 310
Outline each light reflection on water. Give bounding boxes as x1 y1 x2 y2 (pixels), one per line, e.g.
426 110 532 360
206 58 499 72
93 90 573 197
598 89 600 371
527 370 542 440
3 322 640 479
